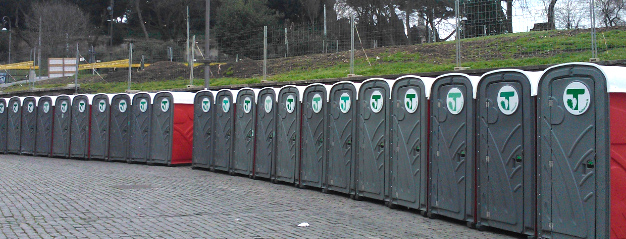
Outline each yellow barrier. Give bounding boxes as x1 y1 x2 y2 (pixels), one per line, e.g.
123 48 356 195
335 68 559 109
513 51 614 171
78 60 151 70
0 61 39 70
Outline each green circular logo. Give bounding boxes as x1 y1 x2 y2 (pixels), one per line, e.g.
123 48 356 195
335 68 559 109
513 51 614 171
446 87 464 115
563 81 590 116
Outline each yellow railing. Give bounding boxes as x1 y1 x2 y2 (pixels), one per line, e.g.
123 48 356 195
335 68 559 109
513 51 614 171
0 61 39 70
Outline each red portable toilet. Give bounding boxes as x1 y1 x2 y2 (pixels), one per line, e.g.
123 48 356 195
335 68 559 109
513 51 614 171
148 91 195 165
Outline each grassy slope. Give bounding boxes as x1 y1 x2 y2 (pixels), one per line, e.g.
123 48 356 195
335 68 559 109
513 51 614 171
4 28 626 93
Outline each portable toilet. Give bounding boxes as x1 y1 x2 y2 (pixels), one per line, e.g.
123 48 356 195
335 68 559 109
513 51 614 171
536 63 626 239
354 79 392 201
232 88 259 176
254 87 280 179
475 70 540 236
35 96 55 156
0 98 7 153
20 96 38 155
388 76 435 211
212 89 236 172
70 94 94 159
300 83 332 189
273 85 305 184
51 95 74 158
192 90 215 169
109 93 132 162
90 94 114 160
326 81 359 195
148 91 195 165
428 73 479 227
129 93 155 163
6 97 24 154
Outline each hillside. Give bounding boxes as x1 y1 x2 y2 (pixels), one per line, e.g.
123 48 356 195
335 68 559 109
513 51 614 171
4 26 626 94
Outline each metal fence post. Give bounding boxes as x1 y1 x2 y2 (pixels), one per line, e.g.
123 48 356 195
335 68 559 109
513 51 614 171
190 35 195 85
455 0 461 69
285 28 289 57
350 15 355 75
75 43 79 94
263 26 267 81
128 43 132 91
204 0 210 89
590 0 598 60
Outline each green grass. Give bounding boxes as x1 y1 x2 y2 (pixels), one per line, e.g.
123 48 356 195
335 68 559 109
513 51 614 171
4 28 626 94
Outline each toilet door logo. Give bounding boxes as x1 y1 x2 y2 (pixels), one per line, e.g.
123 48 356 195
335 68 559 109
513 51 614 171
222 97 230 113
446 87 464 115
98 100 106 113
340 93 351 113
563 81 590 115
139 99 148 113
78 100 86 113
43 102 50 113
119 100 127 113
285 95 295 114
12 102 18 113
370 90 383 113
312 93 322 113
243 97 252 113
0 103 4 113
60 101 68 113
160 98 169 112
404 89 418 113
201 98 211 113
264 95 272 113
27 102 34 113
497 86 519 115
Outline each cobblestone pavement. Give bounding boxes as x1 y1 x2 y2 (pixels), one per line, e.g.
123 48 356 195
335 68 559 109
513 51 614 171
0 155 516 238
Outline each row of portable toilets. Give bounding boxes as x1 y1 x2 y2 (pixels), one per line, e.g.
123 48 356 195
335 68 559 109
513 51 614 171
0 62 624 238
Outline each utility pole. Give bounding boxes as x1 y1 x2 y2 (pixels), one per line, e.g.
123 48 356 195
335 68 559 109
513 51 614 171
38 17 42 78
350 15 354 76
128 43 133 91
75 43 79 94
108 0 114 60
204 0 210 89
263 26 267 81
186 6 190 68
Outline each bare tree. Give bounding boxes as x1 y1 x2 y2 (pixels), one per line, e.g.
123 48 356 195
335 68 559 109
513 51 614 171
555 0 586 29
597 0 625 27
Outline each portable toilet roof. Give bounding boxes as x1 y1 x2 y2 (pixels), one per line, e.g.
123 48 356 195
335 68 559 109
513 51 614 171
258 87 281 102
226 89 241 102
395 75 437 99
434 73 481 99
358 78 391 100
294 85 308 102
304 83 333 98
329 81 363 101
480 69 542 96
234 88 261 103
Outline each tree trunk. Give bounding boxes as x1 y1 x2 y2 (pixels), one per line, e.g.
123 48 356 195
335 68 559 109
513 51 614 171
506 0 513 32
548 0 558 29
135 0 150 40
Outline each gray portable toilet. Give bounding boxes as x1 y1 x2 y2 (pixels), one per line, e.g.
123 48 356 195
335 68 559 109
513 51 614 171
232 88 259 176
254 87 280 179
212 89 236 172
70 94 93 159
35 96 55 156
537 63 613 239
7 96 23 154
388 76 435 211
273 85 304 184
326 81 359 195
129 93 155 163
109 93 132 162
428 73 479 227
300 83 332 189
0 98 7 153
192 90 215 169
20 96 38 155
355 79 391 201
148 91 195 165
90 94 114 160
52 95 74 157
475 70 540 236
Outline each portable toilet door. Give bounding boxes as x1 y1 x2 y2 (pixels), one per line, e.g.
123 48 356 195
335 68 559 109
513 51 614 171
300 83 331 189
192 90 215 169
148 91 194 165
274 86 303 184
52 95 73 158
129 93 154 163
0 98 7 153
109 94 132 162
253 88 278 179
90 94 113 160
7 97 23 154
537 63 612 239
476 70 539 236
354 79 391 201
232 88 258 176
428 73 478 226
35 96 54 156
70 94 93 159
327 82 358 195
20 96 38 155
608 66 626 239
213 90 235 172
389 76 434 211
